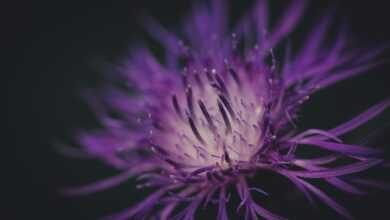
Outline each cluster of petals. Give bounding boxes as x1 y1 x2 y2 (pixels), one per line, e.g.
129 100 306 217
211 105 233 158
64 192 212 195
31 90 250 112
65 1 389 219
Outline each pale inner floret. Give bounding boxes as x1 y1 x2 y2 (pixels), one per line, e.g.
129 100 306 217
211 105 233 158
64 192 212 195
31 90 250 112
159 68 265 172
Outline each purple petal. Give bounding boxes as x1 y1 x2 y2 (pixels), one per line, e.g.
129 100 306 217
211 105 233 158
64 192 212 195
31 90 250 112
104 186 174 220
293 9 334 69
294 139 382 157
328 98 390 136
348 178 390 190
289 159 382 178
266 0 307 50
326 177 366 195
293 155 339 166
160 187 198 220
141 15 182 56
297 178 354 220
316 60 385 89
217 187 229 220
292 129 342 143
62 169 134 196
277 171 316 206
252 203 287 220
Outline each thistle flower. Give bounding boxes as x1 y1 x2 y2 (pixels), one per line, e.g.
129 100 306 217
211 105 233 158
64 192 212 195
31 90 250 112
66 0 390 219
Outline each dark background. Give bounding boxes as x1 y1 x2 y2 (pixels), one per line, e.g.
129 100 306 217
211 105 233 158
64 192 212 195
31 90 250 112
5 0 390 219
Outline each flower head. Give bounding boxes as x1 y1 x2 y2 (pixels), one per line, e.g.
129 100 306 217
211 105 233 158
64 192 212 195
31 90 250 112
66 0 390 219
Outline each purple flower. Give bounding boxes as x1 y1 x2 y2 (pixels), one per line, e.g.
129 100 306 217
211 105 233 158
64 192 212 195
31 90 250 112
65 1 390 219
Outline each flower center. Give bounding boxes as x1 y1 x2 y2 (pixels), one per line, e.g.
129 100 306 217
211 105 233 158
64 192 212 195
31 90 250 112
152 67 267 172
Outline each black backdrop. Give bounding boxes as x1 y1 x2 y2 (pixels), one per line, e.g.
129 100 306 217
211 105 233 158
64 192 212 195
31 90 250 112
5 0 390 219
